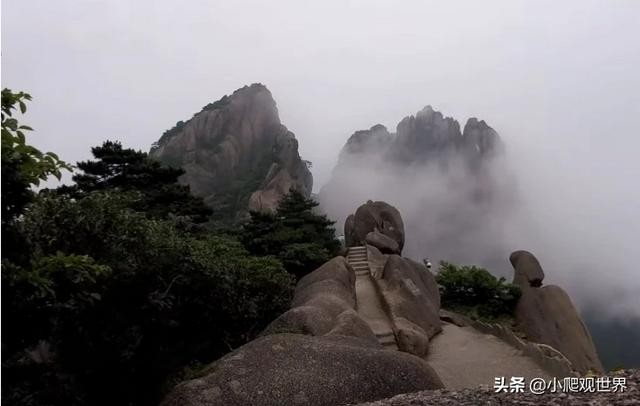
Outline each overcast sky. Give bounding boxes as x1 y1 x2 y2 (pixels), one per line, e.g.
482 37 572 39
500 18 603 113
3 1 640 316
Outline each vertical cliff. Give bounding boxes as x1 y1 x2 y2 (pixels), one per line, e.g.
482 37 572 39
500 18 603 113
150 83 312 222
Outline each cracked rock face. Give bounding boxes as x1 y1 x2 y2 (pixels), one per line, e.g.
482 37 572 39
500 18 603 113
510 250 604 374
161 334 444 406
345 200 405 254
150 83 312 221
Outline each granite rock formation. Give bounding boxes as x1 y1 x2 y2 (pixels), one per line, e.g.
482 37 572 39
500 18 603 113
161 334 444 406
378 255 442 356
510 250 604 374
319 105 515 271
344 200 405 254
162 254 444 405
150 83 312 221
261 256 377 343
344 202 441 357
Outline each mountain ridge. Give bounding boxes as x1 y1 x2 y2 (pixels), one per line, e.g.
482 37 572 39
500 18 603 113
149 83 312 222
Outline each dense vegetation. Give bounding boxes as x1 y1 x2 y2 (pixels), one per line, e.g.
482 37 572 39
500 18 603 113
1 89 334 405
241 189 341 279
436 261 521 322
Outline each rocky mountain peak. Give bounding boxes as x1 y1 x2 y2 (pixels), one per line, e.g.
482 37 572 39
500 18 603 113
334 105 499 166
150 84 312 222
462 117 502 158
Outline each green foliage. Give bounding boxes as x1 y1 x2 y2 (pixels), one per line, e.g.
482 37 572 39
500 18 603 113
3 191 294 405
1 89 71 265
436 261 521 321
2 91 329 405
241 188 341 279
1 89 71 189
65 140 212 223
2 102 293 404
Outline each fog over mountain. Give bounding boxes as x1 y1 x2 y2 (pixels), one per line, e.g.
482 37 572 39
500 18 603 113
2 0 639 323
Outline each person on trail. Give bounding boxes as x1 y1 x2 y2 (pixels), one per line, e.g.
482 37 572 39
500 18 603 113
423 257 432 271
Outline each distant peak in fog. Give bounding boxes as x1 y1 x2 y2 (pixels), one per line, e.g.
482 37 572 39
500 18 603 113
338 105 502 169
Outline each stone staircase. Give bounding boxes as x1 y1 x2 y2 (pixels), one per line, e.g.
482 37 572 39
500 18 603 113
347 246 398 350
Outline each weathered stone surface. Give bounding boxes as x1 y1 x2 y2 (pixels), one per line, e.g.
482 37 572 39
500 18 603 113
394 318 430 357
344 214 356 247
365 230 400 255
438 309 469 327
150 83 312 219
327 309 380 346
261 305 335 336
295 256 354 297
345 201 405 253
366 244 387 279
404 258 441 310
510 251 604 374
262 256 380 343
379 255 441 355
161 334 444 406
516 286 604 374
510 250 545 287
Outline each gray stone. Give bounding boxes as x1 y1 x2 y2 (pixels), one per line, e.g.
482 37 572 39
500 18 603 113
326 309 380 346
262 256 382 343
161 334 444 406
516 285 604 374
365 230 400 255
394 318 430 357
149 83 313 217
261 305 335 336
366 244 387 279
345 201 405 253
345 214 356 247
295 256 354 296
510 250 545 288
509 251 604 374
379 255 441 355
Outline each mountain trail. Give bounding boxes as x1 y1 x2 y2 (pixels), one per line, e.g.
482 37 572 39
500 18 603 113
426 322 551 389
347 246 398 350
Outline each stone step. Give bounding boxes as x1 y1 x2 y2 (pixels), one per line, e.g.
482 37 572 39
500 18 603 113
348 257 367 262
349 262 369 268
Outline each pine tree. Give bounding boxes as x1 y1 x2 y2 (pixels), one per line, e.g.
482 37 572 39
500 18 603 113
67 141 212 223
241 188 340 279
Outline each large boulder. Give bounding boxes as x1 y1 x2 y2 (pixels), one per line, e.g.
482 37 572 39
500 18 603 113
345 201 405 253
365 230 400 255
161 334 444 406
344 214 356 247
510 251 604 374
378 255 441 356
510 250 545 287
262 257 377 344
366 244 387 279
